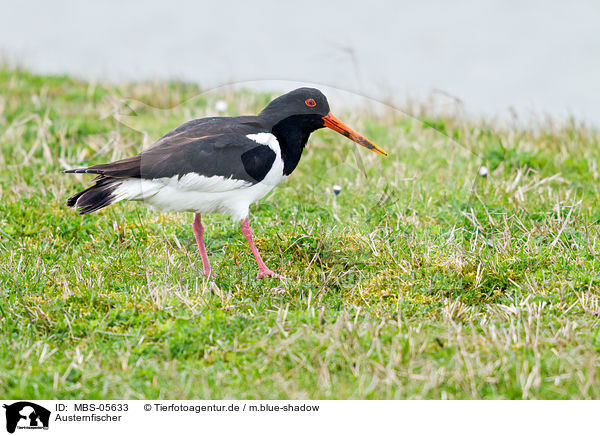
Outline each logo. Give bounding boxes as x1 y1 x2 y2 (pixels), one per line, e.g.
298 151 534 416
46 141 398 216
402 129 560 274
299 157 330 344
2 402 50 434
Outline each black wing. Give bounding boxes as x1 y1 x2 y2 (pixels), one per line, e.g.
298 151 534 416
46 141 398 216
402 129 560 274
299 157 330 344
64 116 276 184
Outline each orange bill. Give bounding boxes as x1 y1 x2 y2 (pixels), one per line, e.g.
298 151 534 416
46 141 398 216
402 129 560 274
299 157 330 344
322 112 387 156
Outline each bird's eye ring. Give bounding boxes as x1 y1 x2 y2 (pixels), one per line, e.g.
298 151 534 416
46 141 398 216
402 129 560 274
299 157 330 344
305 98 316 107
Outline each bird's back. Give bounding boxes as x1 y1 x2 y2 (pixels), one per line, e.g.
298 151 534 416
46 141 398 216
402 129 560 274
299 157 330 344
64 115 285 217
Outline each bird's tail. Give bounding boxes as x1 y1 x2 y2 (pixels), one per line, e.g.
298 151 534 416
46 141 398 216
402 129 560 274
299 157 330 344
65 175 123 215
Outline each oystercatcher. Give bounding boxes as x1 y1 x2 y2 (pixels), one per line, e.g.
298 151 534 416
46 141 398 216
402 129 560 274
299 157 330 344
64 88 387 279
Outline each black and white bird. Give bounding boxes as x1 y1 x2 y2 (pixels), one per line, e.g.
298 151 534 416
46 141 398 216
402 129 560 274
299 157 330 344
64 88 387 279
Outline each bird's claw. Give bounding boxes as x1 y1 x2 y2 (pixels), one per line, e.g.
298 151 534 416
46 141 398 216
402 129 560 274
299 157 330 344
256 268 287 280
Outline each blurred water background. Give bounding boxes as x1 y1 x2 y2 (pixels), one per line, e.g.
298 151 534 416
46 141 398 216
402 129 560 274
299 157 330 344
0 0 598 125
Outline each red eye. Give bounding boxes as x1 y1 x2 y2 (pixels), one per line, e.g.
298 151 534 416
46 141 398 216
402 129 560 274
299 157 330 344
305 98 316 107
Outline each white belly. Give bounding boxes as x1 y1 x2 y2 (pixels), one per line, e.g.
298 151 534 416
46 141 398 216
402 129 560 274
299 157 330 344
112 132 287 221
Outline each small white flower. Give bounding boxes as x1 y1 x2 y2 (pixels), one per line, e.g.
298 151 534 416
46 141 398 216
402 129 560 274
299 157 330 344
332 184 342 196
478 166 488 177
215 100 228 113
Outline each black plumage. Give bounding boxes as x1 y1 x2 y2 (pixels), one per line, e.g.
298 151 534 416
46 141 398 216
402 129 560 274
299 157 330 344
64 132 275 183
65 176 121 214
63 87 386 279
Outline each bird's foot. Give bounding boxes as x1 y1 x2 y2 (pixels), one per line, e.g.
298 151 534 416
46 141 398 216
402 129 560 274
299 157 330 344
201 267 215 279
256 268 286 280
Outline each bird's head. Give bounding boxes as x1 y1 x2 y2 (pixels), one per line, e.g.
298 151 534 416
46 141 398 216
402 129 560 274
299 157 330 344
259 87 387 156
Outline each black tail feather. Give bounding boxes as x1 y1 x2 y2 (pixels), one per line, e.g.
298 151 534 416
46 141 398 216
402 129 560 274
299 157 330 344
63 168 100 174
66 176 121 215
63 155 141 178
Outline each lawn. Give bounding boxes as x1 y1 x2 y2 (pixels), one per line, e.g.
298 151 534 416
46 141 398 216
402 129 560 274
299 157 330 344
1 69 599 399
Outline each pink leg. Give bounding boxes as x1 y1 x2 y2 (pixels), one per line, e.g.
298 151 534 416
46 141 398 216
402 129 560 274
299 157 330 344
240 217 285 279
192 213 212 277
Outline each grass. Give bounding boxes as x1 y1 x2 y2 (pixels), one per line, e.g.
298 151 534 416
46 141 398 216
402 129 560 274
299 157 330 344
1 68 600 399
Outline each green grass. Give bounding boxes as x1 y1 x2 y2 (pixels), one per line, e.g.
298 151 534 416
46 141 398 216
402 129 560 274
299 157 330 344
1 68 600 399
